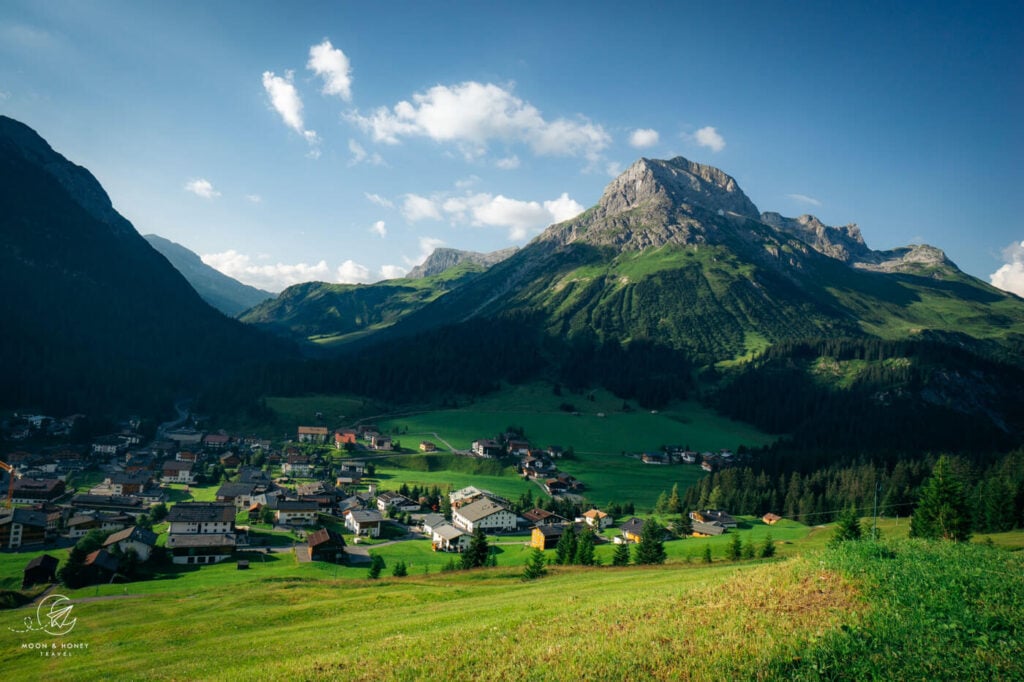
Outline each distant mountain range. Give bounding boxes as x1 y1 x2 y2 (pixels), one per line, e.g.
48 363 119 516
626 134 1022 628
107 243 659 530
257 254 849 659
143 234 273 317
0 116 291 416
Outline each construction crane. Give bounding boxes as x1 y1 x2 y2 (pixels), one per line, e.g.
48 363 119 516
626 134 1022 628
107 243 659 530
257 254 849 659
0 460 14 508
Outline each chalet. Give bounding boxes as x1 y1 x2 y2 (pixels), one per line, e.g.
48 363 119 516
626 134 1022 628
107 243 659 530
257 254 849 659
83 549 121 582
70 494 146 516
520 452 555 477
449 486 486 507
690 510 738 528
641 452 669 465
297 481 332 497
176 450 199 464
581 509 612 530
101 472 152 496
431 523 469 552
103 525 158 562
452 498 517 533
0 509 51 548
307 528 347 563
203 433 231 451
334 430 358 448
165 502 237 565
556 472 584 491
418 441 437 452
238 466 272 485
370 433 393 451
282 454 313 477
471 439 503 459
215 482 262 510
339 460 366 476
506 439 531 456
376 491 420 514
66 512 132 538
619 517 646 543
543 478 568 496
92 434 128 456
297 426 329 444
547 445 565 458
345 509 383 537
418 513 447 535
161 460 195 484
219 452 241 468
531 524 572 550
22 554 59 588
11 478 65 504
274 499 319 526
692 521 727 537
165 428 204 448
762 513 782 525
522 508 565 527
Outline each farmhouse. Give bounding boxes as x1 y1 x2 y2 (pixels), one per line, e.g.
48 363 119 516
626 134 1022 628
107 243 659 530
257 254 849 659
345 509 383 537
203 433 231 450
376 491 420 513
83 549 121 582
66 512 132 539
274 499 319 526
297 426 329 443
161 460 195 484
431 523 469 552
692 521 727 537
471 439 503 458
101 472 152 496
619 517 646 543
282 454 313 477
22 554 59 588
0 509 51 548
762 513 782 525
370 433 393 451
418 441 437 452
165 502 237 565
522 508 565 526
11 478 65 504
334 430 357 448
216 482 262 510
581 509 612 530
531 524 569 550
452 498 517 533
690 510 738 528
102 525 158 562
218 452 241 468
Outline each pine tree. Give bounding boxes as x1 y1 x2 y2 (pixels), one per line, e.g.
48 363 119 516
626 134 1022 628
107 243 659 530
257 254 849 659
742 537 756 559
461 526 491 569
727 532 742 561
670 513 692 538
522 548 548 581
760 532 776 558
574 526 597 566
830 505 863 546
634 519 667 565
554 525 578 565
910 456 973 542
367 553 384 579
391 560 408 577
667 483 683 514
702 544 713 564
612 541 630 566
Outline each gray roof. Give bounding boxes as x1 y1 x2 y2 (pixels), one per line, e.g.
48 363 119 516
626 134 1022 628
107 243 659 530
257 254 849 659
455 498 509 523
419 513 446 528
692 521 727 536
216 482 259 498
166 502 235 524
103 525 158 547
432 523 465 541
166 533 236 548
347 510 382 524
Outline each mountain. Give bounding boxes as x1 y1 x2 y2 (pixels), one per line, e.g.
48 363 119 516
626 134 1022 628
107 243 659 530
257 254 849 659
0 116 291 416
406 246 518 279
143 234 272 317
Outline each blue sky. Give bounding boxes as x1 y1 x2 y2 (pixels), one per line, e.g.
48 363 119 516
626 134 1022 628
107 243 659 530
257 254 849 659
1 1 1021 293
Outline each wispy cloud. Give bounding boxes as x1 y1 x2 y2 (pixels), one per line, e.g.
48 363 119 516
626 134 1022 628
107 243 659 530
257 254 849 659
990 240 1024 297
365 192 394 209
629 128 660 148
261 70 320 154
786 193 822 207
693 126 726 152
495 155 520 170
307 39 353 101
348 139 384 166
348 81 610 162
184 178 220 199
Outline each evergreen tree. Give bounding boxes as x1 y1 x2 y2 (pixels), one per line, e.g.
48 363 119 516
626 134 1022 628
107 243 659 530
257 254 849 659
554 525 578 565
654 491 669 514
760 532 776 558
391 560 408 577
634 519 667 565
667 483 683 515
727 532 742 561
574 527 597 566
612 541 630 566
461 526 491 569
742 537 756 559
702 544 713 564
522 548 548 581
367 553 384 579
831 505 863 546
910 456 973 542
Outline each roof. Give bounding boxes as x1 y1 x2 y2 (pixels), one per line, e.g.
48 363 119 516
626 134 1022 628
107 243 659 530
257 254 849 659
620 517 646 535
297 426 329 435
166 502 236 524
84 549 120 572
432 523 466 541
24 554 59 572
583 509 608 520
307 528 346 549
162 460 192 471
419 513 446 528
522 508 561 523
347 509 383 524
692 521 727 536
166 533 236 548
204 434 230 443
276 500 319 512
216 482 258 498
12 508 50 527
455 498 510 523
103 525 158 547
534 524 568 538
71 494 145 508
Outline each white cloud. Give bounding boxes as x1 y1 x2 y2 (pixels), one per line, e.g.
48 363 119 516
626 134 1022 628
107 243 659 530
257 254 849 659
201 250 332 292
245 194 263 204
365 192 394 209
404 236 446 266
786 193 823 207
348 138 384 166
629 128 660 148
454 175 481 189
442 191 584 240
694 126 726 152
495 155 520 170
307 39 352 101
349 81 610 161
262 70 320 152
402 194 442 222
380 264 408 279
990 240 1024 297
336 259 371 284
370 220 387 238
184 178 220 199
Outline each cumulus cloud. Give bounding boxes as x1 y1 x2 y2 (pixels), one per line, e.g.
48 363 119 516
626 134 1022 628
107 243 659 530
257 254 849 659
442 191 584 240
336 259 371 284
262 70 320 152
786 193 822 207
694 126 726 152
370 220 387 238
348 81 610 161
184 178 220 199
201 250 332 292
307 39 352 101
380 264 408 279
365 192 394 209
402 194 442 222
990 241 1024 297
348 138 384 166
629 128 660 148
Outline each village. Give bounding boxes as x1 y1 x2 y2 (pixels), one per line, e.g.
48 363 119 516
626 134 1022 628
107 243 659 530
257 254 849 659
0 411 765 588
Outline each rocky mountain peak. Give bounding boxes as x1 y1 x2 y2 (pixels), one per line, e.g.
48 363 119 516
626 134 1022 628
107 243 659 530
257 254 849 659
406 246 519 279
761 212 869 263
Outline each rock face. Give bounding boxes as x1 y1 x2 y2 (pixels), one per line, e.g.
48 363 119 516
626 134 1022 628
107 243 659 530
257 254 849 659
406 247 519 279
761 212 870 263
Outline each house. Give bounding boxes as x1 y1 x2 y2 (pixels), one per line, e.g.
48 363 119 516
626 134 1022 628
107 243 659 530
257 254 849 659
102 525 158 562
0 509 52 548
297 426 329 443
91 435 128 456
701 460 714 473
66 512 132 539
418 513 447 536
176 450 199 463
522 508 565 527
431 523 469 552
274 500 319 526
471 439 503 458
345 509 383 537
164 428 205 448
334 430 358 448
282 454 313 477
619 517 646 543
100 472 152 496
762 513 782 525
22 554 59 588
418 441 437 452
83 549 121 582
165 502 237 565
370 433 393 451
203 433 231 451
581 509 612 530
376 491 420 514
531 524 571 550
216 482 262 510
642 452 669 465
690 510 738 528
69 494 147 517
161 460 195 484
11 478 65 504
452 498 517 533
219 452 241 468
339 460 366 476
691 521 727 537
237 466 272 485
543 478 568 496
307 528 346 563
449 486 486 507
506 439 531 456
